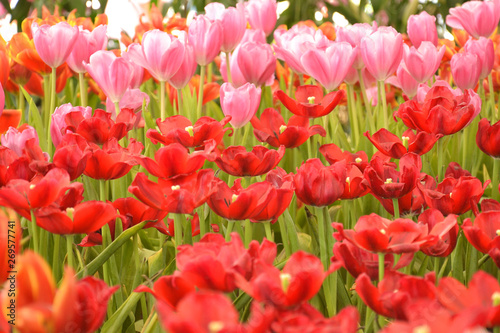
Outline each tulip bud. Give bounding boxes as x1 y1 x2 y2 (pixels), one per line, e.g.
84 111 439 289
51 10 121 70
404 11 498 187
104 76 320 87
407 12 438 48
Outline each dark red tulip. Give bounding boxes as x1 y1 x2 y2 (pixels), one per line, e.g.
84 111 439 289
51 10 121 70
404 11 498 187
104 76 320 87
462 211 500 268
215 145 285 177
275 84 345 118
482 198 500 212
332 241 413 280
147 115 232 148
355 271 438 319
333 213 430 254
139 141 215 179
394 82 481 136
208 178 272 220
365 128 440 159
113 197 169 232
438 270 500 327
135 274 196 309
418 209 459 257
445 161 471 179
129 169 215 214
250 168 294 223
84 138 142 180
294 158 347 207
237 251 334 310
35 201 118 235
0 146 22 186
53 133 90 181
250 108 326 148
363 153 422 199
419 176 488 216
477 118 500 158
319 143 369 171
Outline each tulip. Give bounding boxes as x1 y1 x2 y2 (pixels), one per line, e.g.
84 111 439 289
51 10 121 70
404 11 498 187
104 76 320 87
407 11 438 47
336 22 377 69
237 41 276 87
463 37 495 80
66 25 107 73
360 26 403 82
125 29 185 82
0 82 3 117
451 52 481 91
245 0 277 36
319 143 369 169
188 15 223 66
220 82 261 128
391 63 419 98
1 124 39 157
50 103 92 147
418 209 459 257
135 275 196 309
31 22 79 68
446 0 500 38
85 50 135 104
168 34 197 90
205 3 246 53
214 145 285 177
70 108 130 145
477 118 500 158
402 42 445 84
301 42 356 91
53 133 90 181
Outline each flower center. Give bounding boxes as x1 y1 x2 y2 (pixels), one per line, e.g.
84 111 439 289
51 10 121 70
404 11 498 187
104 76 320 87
66 207 74 219
171 185 180 191
380 229 386 235
492 292 500 306
184 126 194 136
208 321 224 333
402 136 410 149
29 184 36 190
280 273 292 293
231 194 238 203
307 96 316 104
413 325 430 333
346 177 350 184
384 178 393 184
496 230 500 236
355 157 362 163
279 125 287 134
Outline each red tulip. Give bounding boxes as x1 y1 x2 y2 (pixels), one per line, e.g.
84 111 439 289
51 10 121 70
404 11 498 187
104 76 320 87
294 158 347 207
418 209 459 257
445 161 471 179
53 133 90 181
418 176 488 216
214 145 285 177
251 108 326 148
275 85 345 118
342 164 370 200
147 115 232 149
462 211 500 268
135 274 195 309
69 108 131 145
363 153 422 199
208 178 272 220
477 118 500 158
365 128 440 159
333 213 429 254
319 143 369 171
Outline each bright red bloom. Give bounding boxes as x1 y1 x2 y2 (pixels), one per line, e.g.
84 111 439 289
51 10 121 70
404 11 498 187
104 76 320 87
0 109 22 135
135 274 196 309
418 175 488 216
418 209 459 257
84 138 142 180
250 108 326 148
129 169 215 214
237 251 335 310
147 115 232 149
52 133 90 181
275 85 345 118
445 161 471 179
294 158 347 207
139 142 215 179
355 271 438 319
35 201 118 235
333 213 430 254
176 233 276 292
365 128 441 159
342 164 370 200
208 178 272 220
332 241 413 281
477 118 500 158
319 143 369 171
155 291 240 333
462 211 500 268
394 81 481 136
0 146 30 186
214 145 285 177
250 168 294 224
363 153 422 199
438 270 500 327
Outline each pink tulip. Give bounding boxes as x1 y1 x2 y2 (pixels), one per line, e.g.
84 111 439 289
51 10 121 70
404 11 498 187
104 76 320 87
188 15 223 66
245 0 277 36
237 41 276 87
0 82 4 117
274 24 331 75
220 82 261 128
336 23 377 69
205 3 247 53
360 26 403 82
446 0 500 39
51 103 92 147
85 50 135 103
387 64 419 99
407 12 438 47
1 125 39 156
125 29 185 82
31 21 79 68
450 52 481 91
66 25 107 73
301 42 355 91
402 42 445 83
121 50 145 89
464 37 495 80
168 33 197 90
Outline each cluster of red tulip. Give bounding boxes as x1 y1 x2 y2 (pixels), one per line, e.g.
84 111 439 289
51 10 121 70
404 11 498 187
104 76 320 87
1 0 500 332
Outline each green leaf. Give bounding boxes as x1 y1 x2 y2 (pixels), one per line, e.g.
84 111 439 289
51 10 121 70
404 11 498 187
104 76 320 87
21 86 47 151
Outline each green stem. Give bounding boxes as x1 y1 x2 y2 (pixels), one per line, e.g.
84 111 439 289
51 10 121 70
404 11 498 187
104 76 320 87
278 216 291 257
488 73 496 121
173 213 183 253
357 69 373 120
52 234 61 280
114 101 120 117
284 208 300 253
160 81 166 120
392 198 400 219
378 252 385 281
197 66 206 120
437 138 444 181
377 80 388 129
49 67 56 115
493 158 500 201
264 222 274 242
225 220 235 242
244 219 252 247
177 88 182 115
43 74 50 120
78 72 87 107
225 52 232 84
241 122 251 146
18 88 25 122
346 84 359 148
316 206 334 316
30 210 39 254
66 234 74 269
